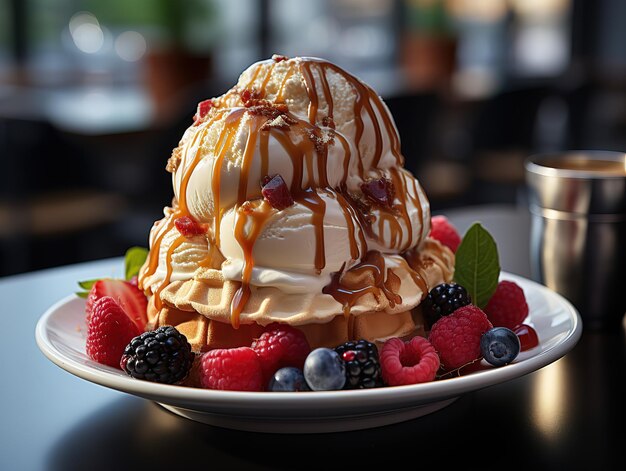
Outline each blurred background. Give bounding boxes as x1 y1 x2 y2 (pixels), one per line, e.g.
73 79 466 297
1 0 625 276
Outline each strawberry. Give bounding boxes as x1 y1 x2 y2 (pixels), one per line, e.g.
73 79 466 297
430 215 461 253
86 296 141 368
85 279 148 332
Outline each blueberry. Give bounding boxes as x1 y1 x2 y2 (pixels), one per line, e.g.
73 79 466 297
481 327 521 367
303 348 346 391
268 367 310 392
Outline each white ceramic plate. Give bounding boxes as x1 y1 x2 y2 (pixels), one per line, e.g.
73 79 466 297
36 272 582 433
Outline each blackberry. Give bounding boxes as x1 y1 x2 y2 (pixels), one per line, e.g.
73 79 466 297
121 326 194 384
422 282 471 329
334 340 383 389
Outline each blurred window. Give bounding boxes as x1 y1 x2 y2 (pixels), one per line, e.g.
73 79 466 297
509 0 571 77
211 0 260 83
448 0 572 99
1 0 575 95
270 0 396 68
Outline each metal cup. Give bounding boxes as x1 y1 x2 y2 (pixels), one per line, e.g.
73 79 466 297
525 151 626 329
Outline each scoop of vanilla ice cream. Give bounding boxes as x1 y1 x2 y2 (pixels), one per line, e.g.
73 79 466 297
142 218 210 286
219 191 367 293
228 58 402 173
174 110 355 224
174 56 406 216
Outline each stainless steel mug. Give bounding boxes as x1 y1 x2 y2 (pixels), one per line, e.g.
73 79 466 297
525 151 626 329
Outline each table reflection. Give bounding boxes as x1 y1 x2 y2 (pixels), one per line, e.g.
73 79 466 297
532 359 567 441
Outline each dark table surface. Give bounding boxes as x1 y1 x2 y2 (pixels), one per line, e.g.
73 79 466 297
2 204 624 470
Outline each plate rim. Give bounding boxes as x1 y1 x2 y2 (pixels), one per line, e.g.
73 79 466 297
35 272 582 415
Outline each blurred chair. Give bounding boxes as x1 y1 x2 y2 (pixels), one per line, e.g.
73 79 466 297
0 115 127 276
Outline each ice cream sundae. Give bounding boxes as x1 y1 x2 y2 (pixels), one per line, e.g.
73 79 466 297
137 55 455 352
77 56 532 391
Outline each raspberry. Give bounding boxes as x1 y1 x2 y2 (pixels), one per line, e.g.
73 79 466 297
200 347 264 391
380 337 440 386
428 305 493 370
86 296 141 368
484 281 529 329
429 215 461 252
251 323 311 381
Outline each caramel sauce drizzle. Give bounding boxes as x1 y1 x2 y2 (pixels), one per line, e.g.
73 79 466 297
334 190 364 261
333 131 351 186
300 62 319 124
388 167 413 251
212 108 247 247
402 240 454 301
259 128 270 180
228 116 267 326
141 217 173 287
276 64 296 103
260 62 277 92
408 172 426 240
142 119 212 284
198 244 221 268
269 124 327 272
316 60 382 168
231 200 274 328
299 188 327 272
322 250 402 317
243 62 265 89
179 123 216 215
153 235 185 310
369 91 403 166
237 116 263 206
358 88 383 169
317 63 334 120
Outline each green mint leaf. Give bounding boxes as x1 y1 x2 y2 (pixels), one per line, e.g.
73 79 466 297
125 246 149 280
453 222 500 308
75 291 89 299
77 279 99 290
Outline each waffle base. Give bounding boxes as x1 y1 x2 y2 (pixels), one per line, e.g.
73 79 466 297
147 297 425 352
140 238 454 352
